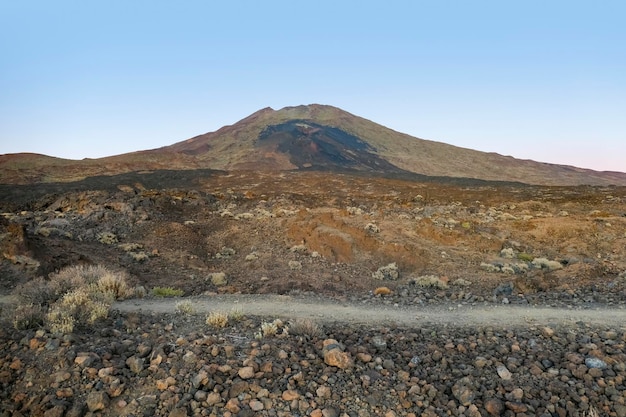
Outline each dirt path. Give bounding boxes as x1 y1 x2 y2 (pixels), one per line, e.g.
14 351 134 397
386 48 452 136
113 294 626 328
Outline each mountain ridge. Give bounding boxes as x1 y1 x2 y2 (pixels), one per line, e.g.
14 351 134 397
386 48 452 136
1 104 625 186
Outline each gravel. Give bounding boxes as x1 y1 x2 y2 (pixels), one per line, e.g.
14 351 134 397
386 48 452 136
1 309 625 416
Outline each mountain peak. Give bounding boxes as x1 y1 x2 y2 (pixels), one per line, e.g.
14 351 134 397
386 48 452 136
3 105 626 186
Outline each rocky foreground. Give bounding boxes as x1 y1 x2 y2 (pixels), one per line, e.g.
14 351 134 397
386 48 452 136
1 306 625 417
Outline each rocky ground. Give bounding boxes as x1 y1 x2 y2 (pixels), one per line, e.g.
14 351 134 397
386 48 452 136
1 170 626 416
1 300 626 417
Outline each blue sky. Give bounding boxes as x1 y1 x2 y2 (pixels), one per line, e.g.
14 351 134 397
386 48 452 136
1 1 624 172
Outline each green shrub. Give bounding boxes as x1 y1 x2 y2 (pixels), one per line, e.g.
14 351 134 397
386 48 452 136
152 287 184 297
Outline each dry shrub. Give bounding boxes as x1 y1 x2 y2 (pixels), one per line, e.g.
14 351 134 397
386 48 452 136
289 318 323 338
532 257 563 271
48 265 87 294
229 308 245 322
372 263 399 280
86 301 110 323
260 320 278 337
10 264 131 333
12 303 44 330
176 300 195 315
17 277 62 306
96 269 131 300
46 306 76 334
258 319 288 338
206 311 228 328
410 275 448 289
373 286 392 296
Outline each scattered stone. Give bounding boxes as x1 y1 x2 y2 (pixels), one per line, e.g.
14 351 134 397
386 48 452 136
496 365 512 380
585 357 608 369
238 366 255 379
249 399 264 411
282 390 300 401
125 356 144 374
505 401 528 413
322 339 353 369
451 377 475 406
86 391 110 412
484 398 504 416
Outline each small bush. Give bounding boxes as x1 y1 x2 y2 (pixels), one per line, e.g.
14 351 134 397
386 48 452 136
372 263 399 280
229 308 245 322
97 232 118 245
46 306 76 334
258 319 288 338
289 318 322 338
260 320 278 337
133 285 147 298
12 303 44 330
290 245 307 254
206 311 228 328
10 264 130 333
245 252 259 261
532 257 563 271
373 286 392 296
118 243 143 252
410 275 448 289
452 278 472 287
86 301 110 323
175 300 195 315
96 270 131 300
288 261 302 270
129 252 150 262
208 272 228 287
17 277 62 306
152 287 184 297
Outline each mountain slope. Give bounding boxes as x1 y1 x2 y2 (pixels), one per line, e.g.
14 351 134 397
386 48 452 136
161 104 626 185
1 104 625 186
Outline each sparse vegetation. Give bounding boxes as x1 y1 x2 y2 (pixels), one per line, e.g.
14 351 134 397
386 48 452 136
206 311 228 328
12 303 44 330
288 260 302 270
373 286 392 296
532 257 563 271
288 318 323 338
9 264 130 333
152 287 184 297
257 318 288 339
175 300 195 315
208 272 228 286
372 263 399 280
229 308 245 322
410 275 448 289
129 251 150 262
517 252 534 262
96 232 118 244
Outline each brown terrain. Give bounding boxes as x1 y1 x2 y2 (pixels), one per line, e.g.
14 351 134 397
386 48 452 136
1 105 626 416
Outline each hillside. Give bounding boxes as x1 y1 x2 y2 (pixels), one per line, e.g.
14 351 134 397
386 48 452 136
1 104 625 186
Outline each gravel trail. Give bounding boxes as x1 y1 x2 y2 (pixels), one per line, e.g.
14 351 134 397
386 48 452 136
114 294 626 328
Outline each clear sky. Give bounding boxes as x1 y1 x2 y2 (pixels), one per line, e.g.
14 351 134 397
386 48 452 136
1 1 624 172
